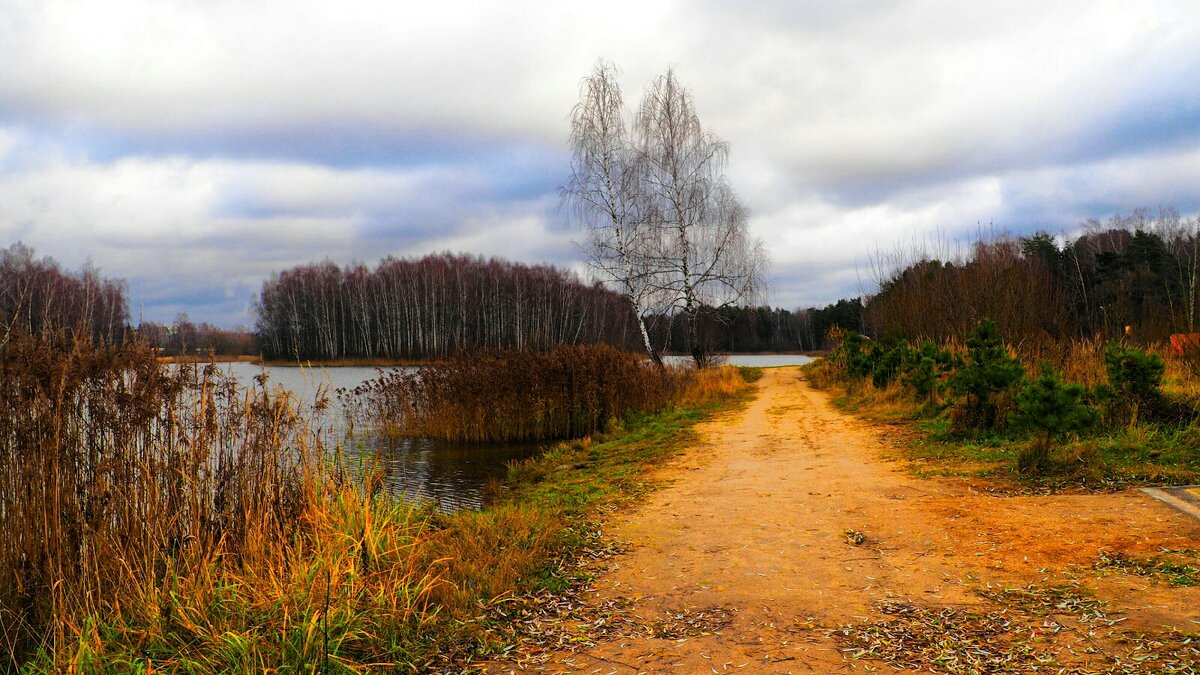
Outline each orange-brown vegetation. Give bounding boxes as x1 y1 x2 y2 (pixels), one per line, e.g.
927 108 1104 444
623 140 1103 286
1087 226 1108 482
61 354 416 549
342 344 687 443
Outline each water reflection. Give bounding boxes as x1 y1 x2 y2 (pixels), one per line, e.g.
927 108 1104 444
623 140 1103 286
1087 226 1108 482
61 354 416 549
217 362 545 512
354 436 546 510
214 353 813 512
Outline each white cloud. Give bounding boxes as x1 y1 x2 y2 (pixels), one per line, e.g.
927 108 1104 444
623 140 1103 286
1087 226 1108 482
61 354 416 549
1 1 1199 322
0 149 564 323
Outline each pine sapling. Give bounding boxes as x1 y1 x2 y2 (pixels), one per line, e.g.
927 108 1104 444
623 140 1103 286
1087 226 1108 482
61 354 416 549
1102 343 1164 427
950 318 1024 431
1011 364 1098 474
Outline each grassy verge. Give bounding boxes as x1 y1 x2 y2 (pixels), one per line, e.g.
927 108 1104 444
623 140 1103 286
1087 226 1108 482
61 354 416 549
806 359 1200 491
8 351 755 673
425 365 758 667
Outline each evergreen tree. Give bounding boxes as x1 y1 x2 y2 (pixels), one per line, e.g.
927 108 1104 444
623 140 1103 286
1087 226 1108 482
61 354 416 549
1012 364 1098 473
1101 343 1165 426
950 318 1024 430
905 341 958 406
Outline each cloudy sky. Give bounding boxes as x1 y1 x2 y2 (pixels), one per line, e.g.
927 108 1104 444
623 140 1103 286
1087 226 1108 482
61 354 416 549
2 1 1199 326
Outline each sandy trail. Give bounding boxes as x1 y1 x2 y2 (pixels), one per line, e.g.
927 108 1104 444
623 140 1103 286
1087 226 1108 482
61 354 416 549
503 366 1200 673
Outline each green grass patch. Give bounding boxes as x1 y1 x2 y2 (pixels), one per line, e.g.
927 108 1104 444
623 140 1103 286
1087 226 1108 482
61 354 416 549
735 366 764 383
808 362 1200 491
1096 550 1200 587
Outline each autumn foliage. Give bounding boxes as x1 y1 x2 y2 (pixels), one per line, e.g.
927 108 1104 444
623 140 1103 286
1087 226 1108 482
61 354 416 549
342 344 682 443
865 209 1200 346
254 253 642 361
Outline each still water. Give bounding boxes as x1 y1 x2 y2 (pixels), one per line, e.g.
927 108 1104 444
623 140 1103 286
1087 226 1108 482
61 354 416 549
216 362 544 512
217 353 813 512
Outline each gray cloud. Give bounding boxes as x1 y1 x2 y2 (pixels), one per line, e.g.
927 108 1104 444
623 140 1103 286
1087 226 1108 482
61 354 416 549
1 1 1199 324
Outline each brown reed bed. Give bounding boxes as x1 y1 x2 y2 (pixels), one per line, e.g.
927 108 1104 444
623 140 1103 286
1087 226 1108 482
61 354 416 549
341 344 686 443
1 333 753 671
0 331 444 671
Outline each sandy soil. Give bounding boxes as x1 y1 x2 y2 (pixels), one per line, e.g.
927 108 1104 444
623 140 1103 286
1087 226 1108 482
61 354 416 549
493 367 1200 673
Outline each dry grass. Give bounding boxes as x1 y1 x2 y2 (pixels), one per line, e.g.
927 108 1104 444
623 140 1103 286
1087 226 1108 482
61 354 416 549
676 364 754 406
342 345 687 443
1 333 754 671
1018 337 1200 400
0 331 453 671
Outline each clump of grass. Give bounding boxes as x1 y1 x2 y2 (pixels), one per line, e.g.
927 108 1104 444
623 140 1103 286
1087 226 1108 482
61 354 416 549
678 364 757 406
735 365 764 383
1095 550 1200 587
343 344 691 443
0 330 451 671
2 330 754 671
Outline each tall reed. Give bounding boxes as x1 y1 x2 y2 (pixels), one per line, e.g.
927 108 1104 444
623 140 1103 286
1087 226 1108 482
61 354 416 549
0 331 439 671
342 344 684 443
1 334 749 670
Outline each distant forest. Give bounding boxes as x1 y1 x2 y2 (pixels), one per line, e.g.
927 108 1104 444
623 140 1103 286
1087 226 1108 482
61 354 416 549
0 242 845 359
866 208 1200 345
253 254 642 360
644 300 862 354
10 206 1194 360
252 253 862 360
0 243 128 345
137 317 257 357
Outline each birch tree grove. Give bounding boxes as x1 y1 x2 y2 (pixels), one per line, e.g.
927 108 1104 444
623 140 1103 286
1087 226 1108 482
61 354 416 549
0 242 129 346
565 62 664 363
253 253 639 360
565 62 767 367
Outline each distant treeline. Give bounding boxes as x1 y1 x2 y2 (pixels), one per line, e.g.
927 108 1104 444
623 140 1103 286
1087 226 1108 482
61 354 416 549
253 254 642 360
0 242 128 344
645 300 864 353
865 208 1200 345
137 316 257 357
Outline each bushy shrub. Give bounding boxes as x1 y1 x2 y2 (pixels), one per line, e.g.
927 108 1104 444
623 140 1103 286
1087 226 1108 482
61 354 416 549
841 332 874 380
905 341 959 405
345 345 681 442
869 340 917 388
829 332 923 390
827 330 871 382
1011 364 1098 474
1099 343 1164 426
1104 342 1165 399
950 318 1024 432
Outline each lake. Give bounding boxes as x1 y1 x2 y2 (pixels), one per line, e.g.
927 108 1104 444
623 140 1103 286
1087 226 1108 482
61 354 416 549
218 353 814 511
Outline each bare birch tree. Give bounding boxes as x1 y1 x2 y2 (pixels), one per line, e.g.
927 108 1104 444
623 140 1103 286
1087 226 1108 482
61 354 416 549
565 62 766 367
564 61 666 363
635 70 767 366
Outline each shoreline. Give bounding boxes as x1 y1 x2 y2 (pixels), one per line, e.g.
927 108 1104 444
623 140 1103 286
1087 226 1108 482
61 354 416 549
158 351 825 368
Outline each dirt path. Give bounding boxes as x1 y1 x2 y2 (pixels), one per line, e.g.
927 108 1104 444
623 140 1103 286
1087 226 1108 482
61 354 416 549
502 367 1200 673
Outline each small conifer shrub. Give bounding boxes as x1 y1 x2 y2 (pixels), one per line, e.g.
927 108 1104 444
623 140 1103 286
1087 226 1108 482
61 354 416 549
950 318 1024 432
1011 364 1098 474
905 341 958 406
1100 343 1164 426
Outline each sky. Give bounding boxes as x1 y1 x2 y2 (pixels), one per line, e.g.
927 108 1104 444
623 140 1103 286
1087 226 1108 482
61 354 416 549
2 1 1199 327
